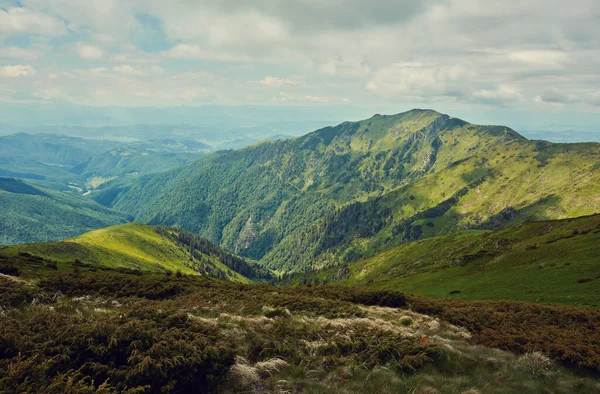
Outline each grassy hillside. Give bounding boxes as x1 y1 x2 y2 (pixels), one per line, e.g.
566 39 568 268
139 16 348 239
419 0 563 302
74 147 205 181
0 256 599 392
97 109 600 273
0 222 272 282
304 214 600 307
0 178 128 245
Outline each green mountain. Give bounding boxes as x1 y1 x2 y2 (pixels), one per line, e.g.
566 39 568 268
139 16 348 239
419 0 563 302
72 147 205 189
0 133 208 192
297 214 600 307
0 178 128 245
0 222 272 282
96 109 600 273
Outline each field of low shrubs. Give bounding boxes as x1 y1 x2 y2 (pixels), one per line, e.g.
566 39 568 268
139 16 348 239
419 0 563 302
0 255 599 393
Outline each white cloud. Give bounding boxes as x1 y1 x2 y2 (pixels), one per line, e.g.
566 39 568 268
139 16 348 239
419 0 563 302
473 84 521 103
207 11 290 48
0 7 67 36
258 76 302 87
76 43 105 60
366 63 474 99
0 65 36 78
160 44 250 62
304 95 329 103
113 64 144 76
509 50 569 67
1 0 599 115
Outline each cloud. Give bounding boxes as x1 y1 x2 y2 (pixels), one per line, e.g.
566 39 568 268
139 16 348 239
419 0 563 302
113 64 144 76
1 0 599 116
0 7 67 36
535 87 579 104
586 92 600 107
0 47 43 60
473 84 521 104
160 43 250 62
304 95 329 103
509 50 569 66
366 62 474 99
0 65 36 78
258 76 302 87
317 58 370 77
76 43 105 60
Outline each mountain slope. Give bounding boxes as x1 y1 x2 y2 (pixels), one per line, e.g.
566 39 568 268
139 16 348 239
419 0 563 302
308 214 600 307
0 222 272 282
0 178 128 245
96 109 600 273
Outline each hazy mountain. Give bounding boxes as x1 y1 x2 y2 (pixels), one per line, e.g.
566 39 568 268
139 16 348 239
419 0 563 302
520 130 600 143
0 133 208 191
0 178 128 245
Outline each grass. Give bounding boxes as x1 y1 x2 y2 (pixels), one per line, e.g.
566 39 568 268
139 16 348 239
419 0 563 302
0 256 599 393
301 214 600 307
0 223 255 282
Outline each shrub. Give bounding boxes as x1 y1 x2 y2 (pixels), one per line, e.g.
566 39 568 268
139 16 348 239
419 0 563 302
517 351 552 375
410 297 600 372
0 264 20 277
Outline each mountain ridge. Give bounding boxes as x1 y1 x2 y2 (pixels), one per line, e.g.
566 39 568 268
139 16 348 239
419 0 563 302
0 222 273 282
93 109 600 273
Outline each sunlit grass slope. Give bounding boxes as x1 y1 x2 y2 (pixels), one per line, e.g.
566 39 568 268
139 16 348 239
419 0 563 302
0 222 267 282
312 214 600 307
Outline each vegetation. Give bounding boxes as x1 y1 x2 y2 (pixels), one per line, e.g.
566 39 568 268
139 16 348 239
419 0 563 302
0 255 599 393
0 133 208 192
96 109 600 273
295 214 600 307
0 223 272 282
0 178 128 245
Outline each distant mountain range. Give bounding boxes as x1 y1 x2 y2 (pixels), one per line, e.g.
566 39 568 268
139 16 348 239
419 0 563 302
0 178 128 244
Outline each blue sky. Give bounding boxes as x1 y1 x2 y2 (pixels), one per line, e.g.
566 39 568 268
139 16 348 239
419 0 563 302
0 0 599 130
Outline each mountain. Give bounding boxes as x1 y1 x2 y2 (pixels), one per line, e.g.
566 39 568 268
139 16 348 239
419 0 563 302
521 130 600 143
0 133 208 192
96 109 600 273
0 133 119 188
0 178 128 245
0 222 272 282
71 147 206 187
297 214 600 307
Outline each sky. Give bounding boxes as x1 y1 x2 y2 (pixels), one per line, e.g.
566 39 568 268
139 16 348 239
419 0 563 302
0 0 599 130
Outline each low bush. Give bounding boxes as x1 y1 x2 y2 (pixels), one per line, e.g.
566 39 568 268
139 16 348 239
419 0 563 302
410 297 600 372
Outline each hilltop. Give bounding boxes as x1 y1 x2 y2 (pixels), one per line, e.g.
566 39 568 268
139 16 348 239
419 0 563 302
0 222 272 282
94 109 600 273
